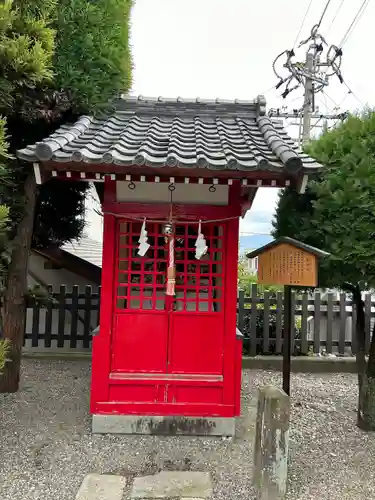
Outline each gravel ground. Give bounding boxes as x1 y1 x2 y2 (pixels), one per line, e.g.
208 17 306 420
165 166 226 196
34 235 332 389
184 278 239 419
0 359 374 500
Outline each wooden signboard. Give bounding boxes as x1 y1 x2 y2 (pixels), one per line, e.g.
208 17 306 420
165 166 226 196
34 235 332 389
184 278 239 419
246 237 329 288
246 237 329 396
257 243 317 287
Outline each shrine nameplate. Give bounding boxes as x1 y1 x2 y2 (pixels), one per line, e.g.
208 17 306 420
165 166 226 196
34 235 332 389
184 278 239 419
257 243 318 287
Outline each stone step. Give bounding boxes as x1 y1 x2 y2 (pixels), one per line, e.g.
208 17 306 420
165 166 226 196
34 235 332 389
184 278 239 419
131 471 213 499
75 474 126 500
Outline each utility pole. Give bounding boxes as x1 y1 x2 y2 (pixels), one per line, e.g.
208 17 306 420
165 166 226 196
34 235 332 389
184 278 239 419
268 107 348 145
302 52 314 143
271 23 346 142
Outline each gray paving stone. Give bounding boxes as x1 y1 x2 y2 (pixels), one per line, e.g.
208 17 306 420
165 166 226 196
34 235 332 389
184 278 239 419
75 474 126 500
131 471 213 499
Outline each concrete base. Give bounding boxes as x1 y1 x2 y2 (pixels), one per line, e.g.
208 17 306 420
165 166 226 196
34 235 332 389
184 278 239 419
92 414 236 436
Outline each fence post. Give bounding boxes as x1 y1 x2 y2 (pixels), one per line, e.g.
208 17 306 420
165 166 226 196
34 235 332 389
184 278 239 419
70 285 79 348
57 285 67 348
300 293 308 355
250 284 258 356
238 289 245 333
313 292 321 354
365 294 371 354
83 285 93 349
351 299 357 355
44 285 54 348
290 292 296 355
339 293 346 355
31 296 40 348
263 292 270 354
275 292 283 354
326 292 333 354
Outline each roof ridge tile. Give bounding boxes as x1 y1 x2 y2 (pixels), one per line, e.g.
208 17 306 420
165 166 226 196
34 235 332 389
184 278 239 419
17 96 322 174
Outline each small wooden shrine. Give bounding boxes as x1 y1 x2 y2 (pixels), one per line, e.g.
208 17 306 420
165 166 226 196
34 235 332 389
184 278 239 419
17 96 322 436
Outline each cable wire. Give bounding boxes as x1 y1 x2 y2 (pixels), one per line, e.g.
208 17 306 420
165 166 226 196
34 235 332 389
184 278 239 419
343 81 365 107
339 0 370 47
321 90 340 111
259 83 278 95
293 0 314 48
325 0 346 36
317 0 332 28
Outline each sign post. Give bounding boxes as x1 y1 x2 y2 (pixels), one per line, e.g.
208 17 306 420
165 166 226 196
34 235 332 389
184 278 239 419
246 237 329 395
283 284 292 395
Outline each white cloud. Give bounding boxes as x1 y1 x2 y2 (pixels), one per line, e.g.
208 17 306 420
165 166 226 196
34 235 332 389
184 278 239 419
239 188 280 235
84 185 103 242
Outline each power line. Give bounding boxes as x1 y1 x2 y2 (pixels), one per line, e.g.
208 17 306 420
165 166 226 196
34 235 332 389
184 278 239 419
339 0 370 47
321 90 340 111
293 0 314 49
325 0 346 36
317 0 333 29
323 82 364 111
343 81 365 107
259 83 278 96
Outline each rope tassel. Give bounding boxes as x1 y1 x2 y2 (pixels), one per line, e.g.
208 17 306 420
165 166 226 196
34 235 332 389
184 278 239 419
166 234 175 296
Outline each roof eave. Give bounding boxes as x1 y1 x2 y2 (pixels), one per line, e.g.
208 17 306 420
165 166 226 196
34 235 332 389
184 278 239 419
246 237 330 259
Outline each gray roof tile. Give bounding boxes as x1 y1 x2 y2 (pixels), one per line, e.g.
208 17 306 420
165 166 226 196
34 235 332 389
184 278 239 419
61 236 102 268
17 95 322 174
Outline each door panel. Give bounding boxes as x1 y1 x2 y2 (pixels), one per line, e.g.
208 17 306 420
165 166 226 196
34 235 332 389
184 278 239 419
112 313 168 372
169 314 224 374
172 385 223 404
169 222 226 375
109 383 161 403
112 220 169 373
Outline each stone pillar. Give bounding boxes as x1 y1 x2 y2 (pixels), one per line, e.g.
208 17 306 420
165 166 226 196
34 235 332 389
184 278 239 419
253 386 290 500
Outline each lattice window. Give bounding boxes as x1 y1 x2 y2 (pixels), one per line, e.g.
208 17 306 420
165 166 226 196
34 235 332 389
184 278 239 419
116 221 167 311
173 223 225 313
115 220 225 313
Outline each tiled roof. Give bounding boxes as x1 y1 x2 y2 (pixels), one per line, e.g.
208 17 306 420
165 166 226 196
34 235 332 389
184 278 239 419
61 236 103 268
17 95 322 174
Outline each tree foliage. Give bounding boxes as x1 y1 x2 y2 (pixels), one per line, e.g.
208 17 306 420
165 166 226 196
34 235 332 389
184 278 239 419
54 0 133 114
0 0 133 392
272 111 375 429
0 0 55 113
273 112 375 291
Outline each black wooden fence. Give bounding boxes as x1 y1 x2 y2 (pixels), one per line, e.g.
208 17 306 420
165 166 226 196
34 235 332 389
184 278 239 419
25 285 100 349
24 284 374 355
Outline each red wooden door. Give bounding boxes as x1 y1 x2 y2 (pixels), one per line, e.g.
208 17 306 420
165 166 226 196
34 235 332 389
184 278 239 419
109 219 229 412
112 219 226 370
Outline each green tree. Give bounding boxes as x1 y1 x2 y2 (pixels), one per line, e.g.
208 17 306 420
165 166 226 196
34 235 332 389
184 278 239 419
0 0 132 392
272 111 375 430
238 257 282 296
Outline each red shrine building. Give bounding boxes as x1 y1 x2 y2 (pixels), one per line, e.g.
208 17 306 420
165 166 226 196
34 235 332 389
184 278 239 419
18 96 321 436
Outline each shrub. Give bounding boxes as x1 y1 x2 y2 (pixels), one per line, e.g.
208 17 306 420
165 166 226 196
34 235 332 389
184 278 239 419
0 339 11 375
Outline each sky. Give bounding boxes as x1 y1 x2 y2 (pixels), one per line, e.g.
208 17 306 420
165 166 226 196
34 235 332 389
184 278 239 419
85 0 375 241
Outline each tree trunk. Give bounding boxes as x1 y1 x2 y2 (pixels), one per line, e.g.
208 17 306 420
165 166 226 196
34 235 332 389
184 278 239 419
354 285 375 431
0 172 37 393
